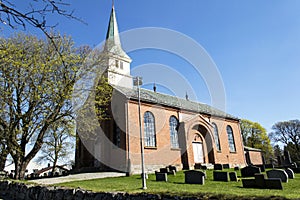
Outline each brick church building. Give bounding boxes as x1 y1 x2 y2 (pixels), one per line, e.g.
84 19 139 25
75 5 250 174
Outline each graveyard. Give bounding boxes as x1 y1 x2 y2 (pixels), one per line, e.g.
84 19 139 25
55 167 300 199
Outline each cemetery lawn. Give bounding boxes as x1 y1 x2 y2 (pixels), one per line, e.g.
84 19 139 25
56 170 300 199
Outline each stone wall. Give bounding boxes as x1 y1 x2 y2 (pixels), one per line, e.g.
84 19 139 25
0 180 287 200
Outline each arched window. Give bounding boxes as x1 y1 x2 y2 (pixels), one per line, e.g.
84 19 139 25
169 116 179 148
144 111 156 147
212 123 221 151
227 125 236 152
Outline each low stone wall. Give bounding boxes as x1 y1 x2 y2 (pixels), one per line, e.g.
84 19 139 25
0 180 287 200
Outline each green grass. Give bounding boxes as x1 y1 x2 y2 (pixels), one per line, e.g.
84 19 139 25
56 169 300 199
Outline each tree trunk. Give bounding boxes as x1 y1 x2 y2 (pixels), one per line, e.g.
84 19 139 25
0 150 8 171
14 159 29 180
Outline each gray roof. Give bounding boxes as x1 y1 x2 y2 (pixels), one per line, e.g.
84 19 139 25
114 85 239 120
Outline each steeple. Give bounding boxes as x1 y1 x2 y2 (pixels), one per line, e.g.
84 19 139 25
102 4 133 88
104 4 131 60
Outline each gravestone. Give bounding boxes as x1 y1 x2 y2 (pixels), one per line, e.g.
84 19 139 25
285 168 294 179
266 169 288 183
214 164 223 170
254 164 265 172
254 173 266 188
168 165 177 172
265 178 283 190
242 179 257 188
184 170 205 185
277 155 282 166
213 171 229 182
284 151 292 165
201 165 207 170
194 163 201 169
155 172 167 182
223 164 230 169
265 164 274 169
234 166 240 171
229 172 238 182
159 168 169 174
241 166 261 177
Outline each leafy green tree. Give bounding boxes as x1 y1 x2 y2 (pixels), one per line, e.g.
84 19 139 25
240 119 273 159
0 33 83 179
270 119 300 161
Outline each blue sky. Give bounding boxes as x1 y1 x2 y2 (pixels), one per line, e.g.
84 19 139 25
2 0 300 134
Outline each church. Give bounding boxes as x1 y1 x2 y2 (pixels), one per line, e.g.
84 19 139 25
75 5 250 174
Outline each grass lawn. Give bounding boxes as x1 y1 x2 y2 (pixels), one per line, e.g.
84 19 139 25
56 169 300 199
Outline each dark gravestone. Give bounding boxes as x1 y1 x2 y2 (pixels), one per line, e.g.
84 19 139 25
284 151 292 165
265 164 274 169
285 168 294 179
242 179 257 188
160 168 169 174
223 164 230 169
254 173 266 188
277 155 282 166
184 170 205 185
234 166 240 171
213 171 229 182
194 163 201 169
267 169 288 183
254 164 265 172
265 178 283 190
201 165 208 170
291 167 300 173
229 172 238 182
241 166 261 177
155 172 167 182
168 165 177 172
214 164 223 170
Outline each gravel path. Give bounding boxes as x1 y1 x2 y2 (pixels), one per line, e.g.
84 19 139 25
30 172 126 185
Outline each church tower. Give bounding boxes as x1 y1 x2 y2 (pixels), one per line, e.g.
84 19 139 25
102 4 133 88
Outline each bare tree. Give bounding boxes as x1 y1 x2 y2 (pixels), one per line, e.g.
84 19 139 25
36 119 75 174
269 119 300 160
0 0 83 33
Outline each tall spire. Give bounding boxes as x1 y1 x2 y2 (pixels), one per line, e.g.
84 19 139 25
104 3 130 60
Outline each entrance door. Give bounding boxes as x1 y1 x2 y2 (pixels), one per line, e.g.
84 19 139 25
192 142 204 163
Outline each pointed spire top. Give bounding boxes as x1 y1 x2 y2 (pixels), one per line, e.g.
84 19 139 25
112 0 115 8
104 2 130 60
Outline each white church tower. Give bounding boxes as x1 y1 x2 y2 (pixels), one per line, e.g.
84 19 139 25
102 4 133 88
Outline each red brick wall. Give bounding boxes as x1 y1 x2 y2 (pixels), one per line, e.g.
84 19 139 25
127 100 247 172
249 151 263 165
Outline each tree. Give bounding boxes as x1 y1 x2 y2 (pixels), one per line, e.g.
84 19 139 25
36 120 75 173
270 119 300 161
0 1 82 39
0 33 83 179
240 119 273 159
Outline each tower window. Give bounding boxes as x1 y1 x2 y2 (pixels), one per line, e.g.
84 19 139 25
115 59 119 68
120 61 123 69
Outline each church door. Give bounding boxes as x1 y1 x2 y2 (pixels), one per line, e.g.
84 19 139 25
192 142 204 163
